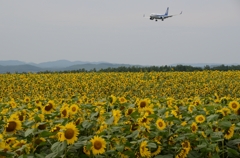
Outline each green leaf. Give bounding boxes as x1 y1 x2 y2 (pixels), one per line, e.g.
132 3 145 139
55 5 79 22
154 154 173 158
60 140 67 152
51 142 61 152
90 112 99 119
25 129 34 137
130 111 139 119
106 116 114 125
206 114 219 122
40 131 54 137
35 153 46 158
195 143 207 150
227 148 240 157
24 120 35 127
116 145 124 152
218 121 232 129
211 153 220 158
34 115 41 122
82 120 92 129
147 143 157 149
126 130 139 138
45 152 59 158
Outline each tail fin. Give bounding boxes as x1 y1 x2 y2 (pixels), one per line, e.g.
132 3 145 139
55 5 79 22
165 7 169 15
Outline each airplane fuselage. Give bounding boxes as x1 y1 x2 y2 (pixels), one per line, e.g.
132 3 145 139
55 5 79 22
150 14 168 21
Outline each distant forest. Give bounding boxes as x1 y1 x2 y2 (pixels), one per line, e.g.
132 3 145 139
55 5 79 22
36 64 240 73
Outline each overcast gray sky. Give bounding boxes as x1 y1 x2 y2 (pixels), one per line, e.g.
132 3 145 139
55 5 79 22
0 0 240 65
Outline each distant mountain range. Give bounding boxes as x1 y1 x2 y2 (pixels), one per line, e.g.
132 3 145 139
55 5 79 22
0 60 239 73
0 60 135 73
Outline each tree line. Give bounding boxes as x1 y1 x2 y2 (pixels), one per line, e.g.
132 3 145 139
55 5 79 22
36 64 240 73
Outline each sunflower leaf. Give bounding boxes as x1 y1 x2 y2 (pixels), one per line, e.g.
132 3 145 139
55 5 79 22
218 121 232 129
45 152 59 158
226 139 240 147
25 128 34 137
148 143 157 149
206 114 219 122
51 142 61 152
116 145 124 152
154 154 173 158
227 148 240 157
106 116 114 125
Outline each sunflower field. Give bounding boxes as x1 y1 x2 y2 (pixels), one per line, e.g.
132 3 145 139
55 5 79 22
0 71 240 158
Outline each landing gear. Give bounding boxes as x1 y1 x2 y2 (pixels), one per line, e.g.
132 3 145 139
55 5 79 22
155 19 158 22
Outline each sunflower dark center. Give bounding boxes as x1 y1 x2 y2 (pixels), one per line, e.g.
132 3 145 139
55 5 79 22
109 97 113 103
182 142 189 148
72 107 76 112
65 128 74 139
45 103 53 111
75 119 80 125
141 118 147 123
127 109 133 115
94 140 102 150
140 101 146 108
62 109 67 117
192 125 196 131
38 124 46 130
232 103 237 108
6 121 17 132
158 122 163 127
19 115 24 121
35 139 43 145
198 117 203 121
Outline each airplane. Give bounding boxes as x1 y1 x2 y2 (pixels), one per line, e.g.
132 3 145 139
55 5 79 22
144 7 182 21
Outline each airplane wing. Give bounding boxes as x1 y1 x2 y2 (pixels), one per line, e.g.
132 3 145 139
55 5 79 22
169 11 182 17
162 11 182 19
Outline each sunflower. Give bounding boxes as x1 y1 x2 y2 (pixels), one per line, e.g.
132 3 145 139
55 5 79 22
188 105 195 113
42 100 55 114
138 115 151 130
195 115 205 124
138 99 149 110
175 149 188 158
228 101 240 112
151 146 161 157
181 121 187 126
201 131 207 138
5 137 17 145
217 107 231 116
60 106 69 118
143 106 154 116
191 122 198 133
224 124 235 140
112 109 121 125
58 122 79 144
12 140 27 149
156 118 166 131
50 124 64 133
90 136 107 155
118 97 127 104
24 96 30 103
130 123 139 131
69 104 79 115
83 146 90 156
109 95 117 106
9 100 17 108
181 140 191 153
125 108 135 117
34 137 46 146
4 118 22 135
139 141 151 158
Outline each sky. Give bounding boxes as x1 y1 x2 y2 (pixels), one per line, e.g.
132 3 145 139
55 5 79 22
0 0 240 66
